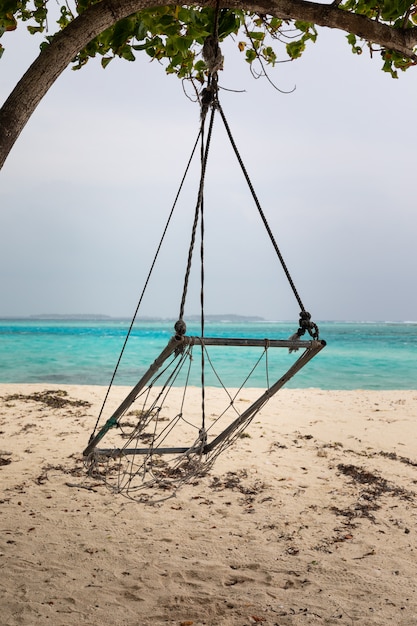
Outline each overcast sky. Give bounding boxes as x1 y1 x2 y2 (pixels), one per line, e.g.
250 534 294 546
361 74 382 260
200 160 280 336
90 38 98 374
1 21 416 322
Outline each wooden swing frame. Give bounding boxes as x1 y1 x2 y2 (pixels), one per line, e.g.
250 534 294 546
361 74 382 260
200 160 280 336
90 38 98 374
83 333 325 459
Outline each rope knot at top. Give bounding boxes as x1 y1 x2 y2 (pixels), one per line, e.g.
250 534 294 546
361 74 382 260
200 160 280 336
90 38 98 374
174 319 187 351
298 311 320 340
200 33 222 120
202 34 224 75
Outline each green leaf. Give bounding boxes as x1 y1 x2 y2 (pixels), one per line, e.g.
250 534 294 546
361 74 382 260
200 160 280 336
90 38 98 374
286 39 306 59
101 56 112 68
294 20 312 31
246 30 265 41
111 17 135 51
177 7 192 22
194 59 206 71
176 35 192 53
269 17 282 29
218 10 240 38
27 25 43 34
158 14 175 26
136 20 148 41
120 46 135 61
245 48 257 63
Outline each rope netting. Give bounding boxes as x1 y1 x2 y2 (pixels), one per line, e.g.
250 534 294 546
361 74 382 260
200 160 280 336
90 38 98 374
84 336 324 502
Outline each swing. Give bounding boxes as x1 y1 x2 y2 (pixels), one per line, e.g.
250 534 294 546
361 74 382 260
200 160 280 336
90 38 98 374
83 23 326 501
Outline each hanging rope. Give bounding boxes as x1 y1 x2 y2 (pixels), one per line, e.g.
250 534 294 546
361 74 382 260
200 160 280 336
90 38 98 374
88 130 202 442
176 0 319 342
216 103 303 309
176 105 216 329
199 127 207 440
177 0 223 439
216 102 319 341
176 1 221 330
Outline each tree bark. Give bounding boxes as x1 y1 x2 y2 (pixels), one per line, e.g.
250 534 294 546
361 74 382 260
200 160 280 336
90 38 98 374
1 0 416 169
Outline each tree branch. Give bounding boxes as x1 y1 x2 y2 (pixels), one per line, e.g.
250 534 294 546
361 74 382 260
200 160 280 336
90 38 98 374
1 0 416 169
263 0 417 55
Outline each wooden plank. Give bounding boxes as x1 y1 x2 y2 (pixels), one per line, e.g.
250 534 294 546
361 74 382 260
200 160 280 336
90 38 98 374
184 336 316 349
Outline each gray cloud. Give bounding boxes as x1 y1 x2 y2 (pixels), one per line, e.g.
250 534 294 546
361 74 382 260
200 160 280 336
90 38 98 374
1 27 416 321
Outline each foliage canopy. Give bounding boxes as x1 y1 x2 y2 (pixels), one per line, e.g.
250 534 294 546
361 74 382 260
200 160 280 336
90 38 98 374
1 0 417 80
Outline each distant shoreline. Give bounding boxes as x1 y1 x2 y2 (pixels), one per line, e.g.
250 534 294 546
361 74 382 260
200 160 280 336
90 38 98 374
0 315 415 324
0 313 266 323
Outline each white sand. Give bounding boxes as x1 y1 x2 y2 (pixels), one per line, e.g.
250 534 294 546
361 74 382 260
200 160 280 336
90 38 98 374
1 384 416 625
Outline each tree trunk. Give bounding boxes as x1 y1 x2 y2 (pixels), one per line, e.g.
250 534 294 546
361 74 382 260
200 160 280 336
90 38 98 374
1 0 416 169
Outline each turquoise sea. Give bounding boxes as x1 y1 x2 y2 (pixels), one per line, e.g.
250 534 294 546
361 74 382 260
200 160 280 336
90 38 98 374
0 318 416 390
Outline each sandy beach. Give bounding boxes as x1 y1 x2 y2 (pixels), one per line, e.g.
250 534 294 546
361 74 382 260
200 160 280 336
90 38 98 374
1 383 416 625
